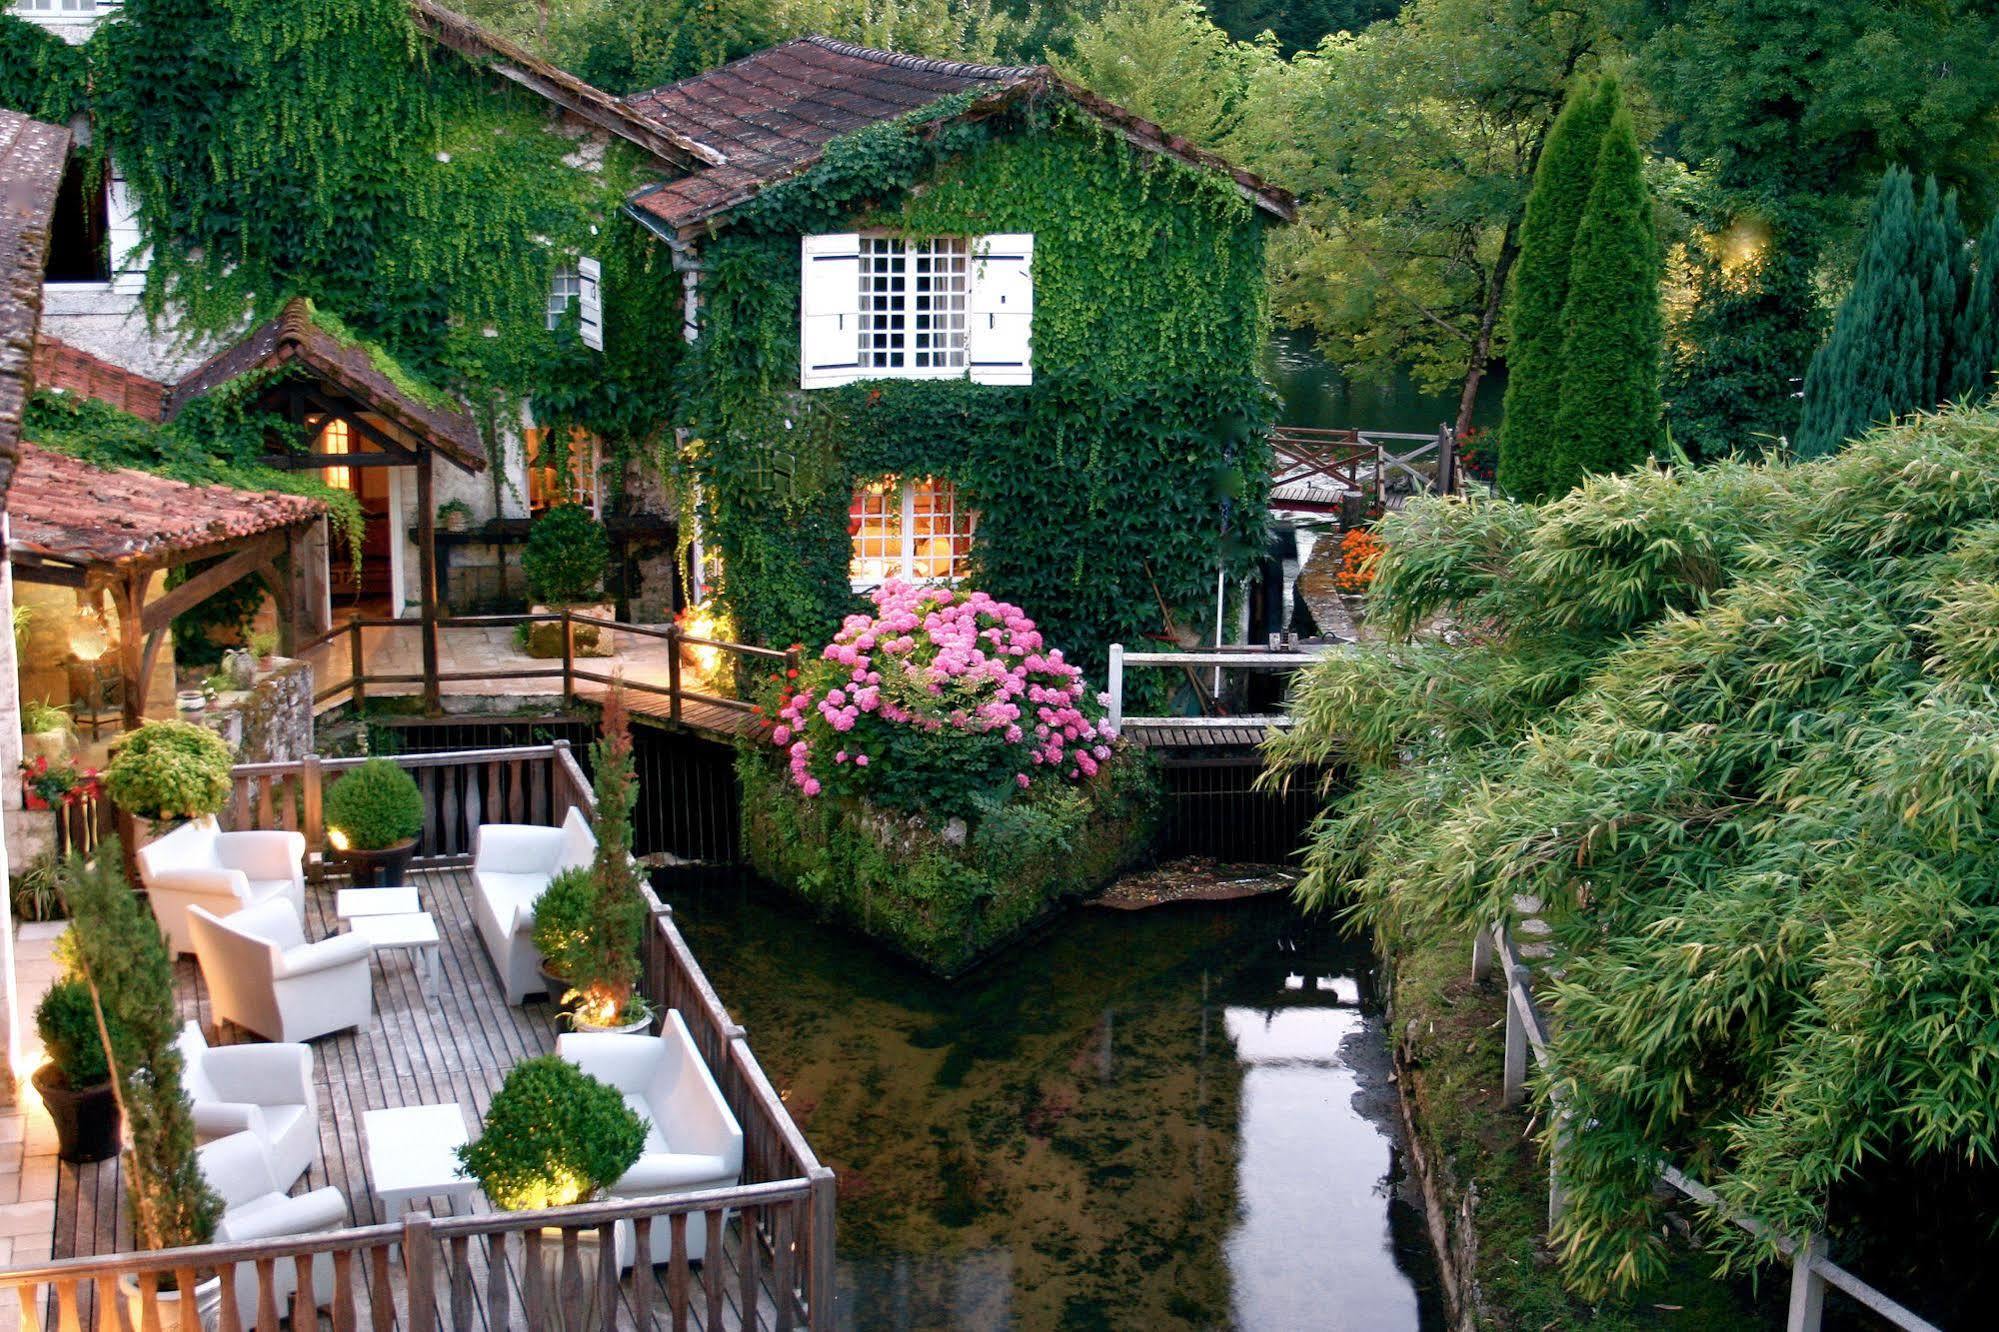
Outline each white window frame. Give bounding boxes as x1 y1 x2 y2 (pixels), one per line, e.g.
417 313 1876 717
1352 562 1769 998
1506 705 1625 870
848 476 976 589
547 264 583 331
525 426 603 518
800 232 1032 389
10 1 112 18
857 235 969 378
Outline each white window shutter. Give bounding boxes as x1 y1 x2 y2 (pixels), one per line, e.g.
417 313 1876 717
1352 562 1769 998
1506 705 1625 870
968 234 1033 385
577 256 604 351
106 166 146 294
800 233 862 389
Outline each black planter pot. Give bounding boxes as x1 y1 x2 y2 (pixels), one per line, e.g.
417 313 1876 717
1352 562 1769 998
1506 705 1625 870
341 837 419 887
33 1064 121 1164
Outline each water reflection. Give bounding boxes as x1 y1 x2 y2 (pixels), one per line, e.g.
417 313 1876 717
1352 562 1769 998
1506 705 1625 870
1266 327 1503 435
661 870 1444 1330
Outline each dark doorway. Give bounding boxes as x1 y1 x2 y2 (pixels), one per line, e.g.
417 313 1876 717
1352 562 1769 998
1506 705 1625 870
44 155 108 284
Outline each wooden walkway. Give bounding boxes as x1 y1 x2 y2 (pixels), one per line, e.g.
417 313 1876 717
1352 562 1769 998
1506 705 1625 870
49 866 786 1330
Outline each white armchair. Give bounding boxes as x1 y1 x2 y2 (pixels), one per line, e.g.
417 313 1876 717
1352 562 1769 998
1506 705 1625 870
198 1131 348 1329
187 899 373 1044
558 1010 744 1265
471 806 596 1003
176 1021 318 1191
137 817 306 956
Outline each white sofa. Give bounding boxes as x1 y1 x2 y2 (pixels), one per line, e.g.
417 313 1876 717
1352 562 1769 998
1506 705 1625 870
471 807 596 1004
137 817 305 956
177 1021 318 1191
557 1010 744 1265
198 1131 347 1329
187 899 373 1044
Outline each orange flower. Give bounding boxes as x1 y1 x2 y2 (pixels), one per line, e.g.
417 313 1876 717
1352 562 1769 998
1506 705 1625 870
1335 528 1383 594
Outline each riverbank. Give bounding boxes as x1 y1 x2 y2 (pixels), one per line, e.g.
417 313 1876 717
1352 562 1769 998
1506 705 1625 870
1384 926 1782 1329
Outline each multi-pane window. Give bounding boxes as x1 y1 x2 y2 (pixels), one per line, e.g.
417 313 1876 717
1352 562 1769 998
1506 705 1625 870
318 418 352 492
525 426 601 515
547 265 582 331
849 477 976 585
858 237 968 373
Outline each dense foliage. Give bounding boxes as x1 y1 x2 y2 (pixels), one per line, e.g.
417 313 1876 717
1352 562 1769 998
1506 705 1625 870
103 720 234 823
324 758 425 851
1268 404 1999 1299
455 1055 645 1209
59 844 222 1249
522 503 610 606
689 98 1273 675
1796 169 1999 458
35 977 121 1089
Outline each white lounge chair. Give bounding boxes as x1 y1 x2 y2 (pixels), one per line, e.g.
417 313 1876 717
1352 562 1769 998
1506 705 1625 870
187 899 373 1044
176 1021 318 1191
471 806 596 1004
557 1010 744 1265
198 1131 347 1329
137 817 305 956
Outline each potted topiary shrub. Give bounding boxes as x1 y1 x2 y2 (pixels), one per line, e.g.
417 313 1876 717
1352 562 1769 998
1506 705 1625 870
324 758 425 886
33 976 125 1163
61 844 225 1328
437 497 473 533
456 1054 645 1327
20 699 71 765
103 719 234 829
521 502 612 659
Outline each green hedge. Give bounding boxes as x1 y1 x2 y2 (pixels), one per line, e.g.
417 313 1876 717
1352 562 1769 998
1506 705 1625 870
739 748 1159 976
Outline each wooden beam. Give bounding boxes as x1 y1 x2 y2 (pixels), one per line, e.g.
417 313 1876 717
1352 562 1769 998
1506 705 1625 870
296 388 423 457
7 553 89 588
138 535 283 636
111 573 145 732
416 450 440 714
258 451 411 471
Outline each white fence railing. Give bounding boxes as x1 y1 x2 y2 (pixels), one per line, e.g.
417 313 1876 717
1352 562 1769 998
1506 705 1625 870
1476 923 1944 1332
1104 641 1337 733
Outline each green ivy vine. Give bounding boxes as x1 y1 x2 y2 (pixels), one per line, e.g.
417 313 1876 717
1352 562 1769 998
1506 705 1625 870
686 95 1276 678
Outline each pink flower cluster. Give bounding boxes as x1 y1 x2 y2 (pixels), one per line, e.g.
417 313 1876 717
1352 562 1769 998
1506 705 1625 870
770 581 1116 800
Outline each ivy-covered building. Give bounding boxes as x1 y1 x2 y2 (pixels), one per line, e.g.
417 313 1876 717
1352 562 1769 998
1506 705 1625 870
620 37 1294 669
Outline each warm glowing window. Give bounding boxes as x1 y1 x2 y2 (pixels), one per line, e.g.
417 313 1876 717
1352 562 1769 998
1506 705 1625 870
849 477 974 586
319 418 352 491
525 426 601 515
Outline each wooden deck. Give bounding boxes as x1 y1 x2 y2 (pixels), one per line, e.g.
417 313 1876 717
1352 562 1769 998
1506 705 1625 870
48 865 789 1330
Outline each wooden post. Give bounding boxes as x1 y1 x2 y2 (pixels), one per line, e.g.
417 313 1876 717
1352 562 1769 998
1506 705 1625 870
667 623 683 725
403 1210 437 1331
560 608 575 707
1471 923 1495 982
808 1166 838 1329
1339 490 1366 533
415 450 440 715
302 755 324 870
1787 1232 1826 1332
1436 422 1457 496
347 619 366 711
1107 643 1124 732
1502 968 1529 1108
111 572 146 732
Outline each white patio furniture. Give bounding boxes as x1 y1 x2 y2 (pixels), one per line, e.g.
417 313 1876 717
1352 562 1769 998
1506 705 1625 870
362 1102 480 1215
347 911 442 994
198 1130 348 1329
557 1010 744 1265
136 816 305 956
334 886 420 918
187 898 373 1044
176 1020 318 1191
471 806 596 1003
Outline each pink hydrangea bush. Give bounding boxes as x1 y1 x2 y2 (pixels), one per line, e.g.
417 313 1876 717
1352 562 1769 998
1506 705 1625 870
765 581 1118 815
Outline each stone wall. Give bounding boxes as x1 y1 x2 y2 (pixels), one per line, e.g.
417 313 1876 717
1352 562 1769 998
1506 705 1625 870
203 656 314 765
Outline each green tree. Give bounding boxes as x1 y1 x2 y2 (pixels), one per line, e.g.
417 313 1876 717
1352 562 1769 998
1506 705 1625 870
1795 169 1966 458
1204 0 1398 55
554 0 783 93
1054 0 1270 149
1497 75 1612 500
1948 213 1999 404
1232 0 1600 441
1544 84 1661 488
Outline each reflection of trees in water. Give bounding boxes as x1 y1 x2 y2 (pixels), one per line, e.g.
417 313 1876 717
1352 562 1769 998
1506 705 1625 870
671 875 1255 1329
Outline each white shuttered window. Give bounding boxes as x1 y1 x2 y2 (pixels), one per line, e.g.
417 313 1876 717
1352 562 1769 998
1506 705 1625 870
800 232 1031 389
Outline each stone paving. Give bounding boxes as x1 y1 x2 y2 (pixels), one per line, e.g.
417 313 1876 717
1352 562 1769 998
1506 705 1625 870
299 621 683 710
0 921 69 1332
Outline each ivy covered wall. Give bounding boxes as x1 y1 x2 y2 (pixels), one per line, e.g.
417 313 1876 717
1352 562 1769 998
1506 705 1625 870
687 98 1277 675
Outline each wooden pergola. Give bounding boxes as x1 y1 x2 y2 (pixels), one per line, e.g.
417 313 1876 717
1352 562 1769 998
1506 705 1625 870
6 442 329 729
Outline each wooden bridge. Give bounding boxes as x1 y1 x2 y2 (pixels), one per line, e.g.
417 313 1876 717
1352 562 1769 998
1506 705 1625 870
1106 639 1340 759
1268 424 1460 513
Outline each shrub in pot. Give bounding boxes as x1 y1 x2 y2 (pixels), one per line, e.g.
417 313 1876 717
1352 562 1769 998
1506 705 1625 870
33 977 125 1163
521 503 612 658
20 699 71 765
324 758 425 886
104 719 234 825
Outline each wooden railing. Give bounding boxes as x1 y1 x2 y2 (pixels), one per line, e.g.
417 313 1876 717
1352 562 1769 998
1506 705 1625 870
1268 424 1459 507
1475 923 1941 1332
295 613 800 726
1105 639 1340 734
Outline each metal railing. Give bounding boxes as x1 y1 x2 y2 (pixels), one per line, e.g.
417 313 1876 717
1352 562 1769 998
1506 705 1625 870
1476 922 1943 1332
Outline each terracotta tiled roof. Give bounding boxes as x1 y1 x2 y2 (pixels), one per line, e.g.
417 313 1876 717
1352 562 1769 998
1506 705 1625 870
0 109 71 507
623 37 1296 236
9 441 325 569
35 337 171 422
166 299 486 472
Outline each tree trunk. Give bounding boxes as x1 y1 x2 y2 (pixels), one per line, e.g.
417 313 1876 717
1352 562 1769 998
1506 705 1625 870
1456 218 1524 446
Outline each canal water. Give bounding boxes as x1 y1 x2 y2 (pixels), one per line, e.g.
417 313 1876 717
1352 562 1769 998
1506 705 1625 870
1265 327 1503 434
662 870 1446 1331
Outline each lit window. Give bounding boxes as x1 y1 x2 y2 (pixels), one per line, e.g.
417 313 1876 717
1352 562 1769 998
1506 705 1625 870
547 264 582 331
849 476 975 586
859 237 968 373
319 418 352 491
526 426 600 515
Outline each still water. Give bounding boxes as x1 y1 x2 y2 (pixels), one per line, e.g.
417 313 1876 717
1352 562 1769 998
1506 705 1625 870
663 870 1445 1331
1266 328 1503 435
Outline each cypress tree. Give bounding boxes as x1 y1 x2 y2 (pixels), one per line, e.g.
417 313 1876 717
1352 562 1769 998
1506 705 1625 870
1543 86 1663 491
1794 169 1971 456
1498 76 1614 500
1947 212 1999 403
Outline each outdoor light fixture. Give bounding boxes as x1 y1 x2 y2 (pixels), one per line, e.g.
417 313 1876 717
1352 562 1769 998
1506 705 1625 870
67 605 108 662
327 828 352 852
